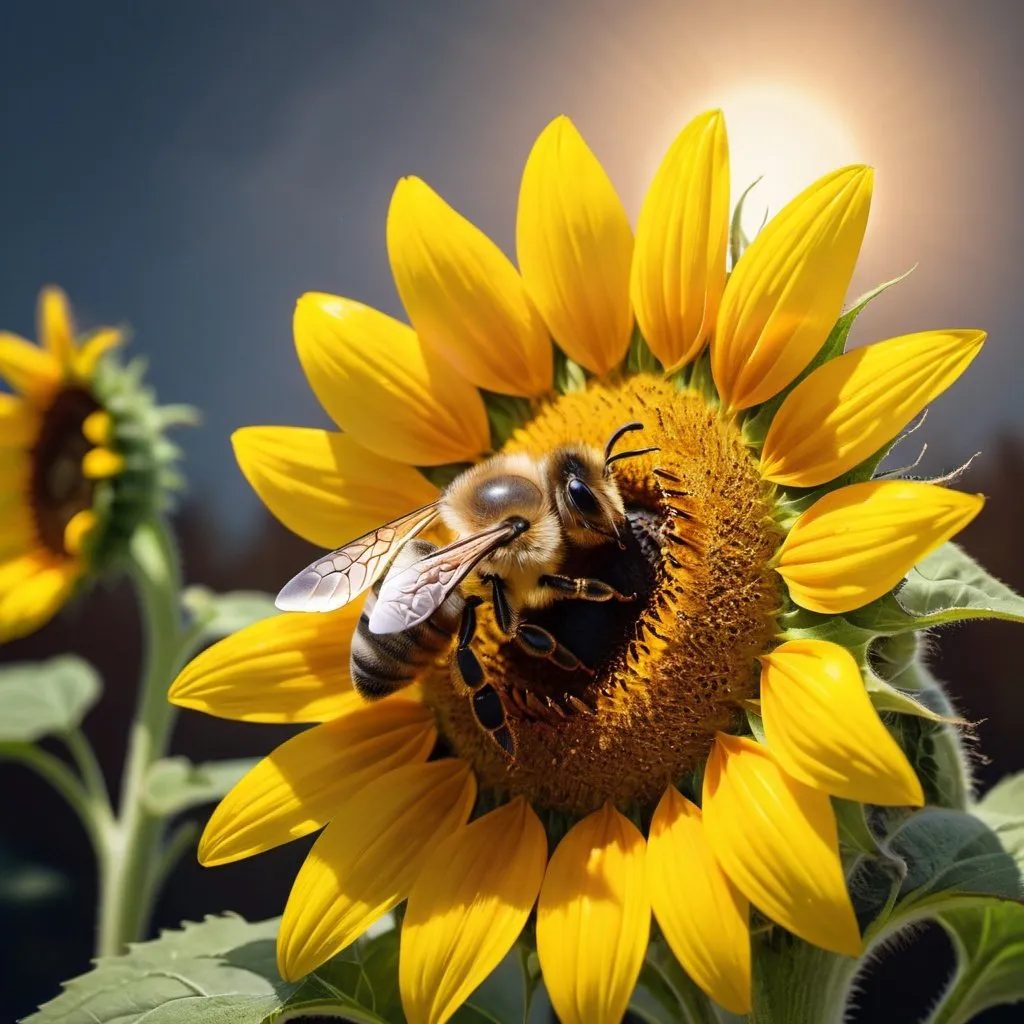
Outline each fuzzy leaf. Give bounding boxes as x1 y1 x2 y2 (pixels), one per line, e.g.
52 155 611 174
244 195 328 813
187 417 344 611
850 808 1022 942
744 267 916 445
926 900 1024 1024
971 774 1024 870
849 542 1024 633
182 588 279 640
0 657 101 743
142 758 258 817
24 914 404 1024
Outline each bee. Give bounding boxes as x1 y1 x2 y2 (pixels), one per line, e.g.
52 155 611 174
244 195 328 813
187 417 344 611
276 422 657 757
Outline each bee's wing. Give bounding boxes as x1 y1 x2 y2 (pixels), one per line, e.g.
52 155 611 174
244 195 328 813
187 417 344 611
368 521 519 635
275 503 439 613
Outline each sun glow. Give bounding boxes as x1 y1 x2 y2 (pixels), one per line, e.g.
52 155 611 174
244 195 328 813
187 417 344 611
695 84 861 242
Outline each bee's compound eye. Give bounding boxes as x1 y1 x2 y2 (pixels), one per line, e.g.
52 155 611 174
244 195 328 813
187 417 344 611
567 477 600 516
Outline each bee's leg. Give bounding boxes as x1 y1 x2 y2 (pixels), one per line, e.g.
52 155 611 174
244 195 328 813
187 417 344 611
515 623 594 674
538 573 636 603
454 596 515 758
480 573 516 635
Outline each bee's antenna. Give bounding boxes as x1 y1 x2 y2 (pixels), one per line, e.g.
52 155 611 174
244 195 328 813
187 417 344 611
603 421 645 463
604 446 660 473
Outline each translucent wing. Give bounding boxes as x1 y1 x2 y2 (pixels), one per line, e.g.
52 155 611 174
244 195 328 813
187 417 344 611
275 503 439 613
369 521 520 634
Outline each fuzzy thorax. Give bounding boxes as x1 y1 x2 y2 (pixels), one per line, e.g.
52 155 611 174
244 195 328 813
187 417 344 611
423 375 782 814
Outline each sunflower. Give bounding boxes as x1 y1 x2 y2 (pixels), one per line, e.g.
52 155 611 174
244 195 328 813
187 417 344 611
0 287 185 643
170 110 986 1021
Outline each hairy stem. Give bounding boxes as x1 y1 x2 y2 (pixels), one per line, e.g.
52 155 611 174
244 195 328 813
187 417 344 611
96 518 185 957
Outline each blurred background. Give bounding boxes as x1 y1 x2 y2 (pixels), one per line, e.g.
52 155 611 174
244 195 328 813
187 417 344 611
1 0 1021 1018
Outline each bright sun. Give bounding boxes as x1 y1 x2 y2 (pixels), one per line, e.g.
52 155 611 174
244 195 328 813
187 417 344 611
703 83 861 239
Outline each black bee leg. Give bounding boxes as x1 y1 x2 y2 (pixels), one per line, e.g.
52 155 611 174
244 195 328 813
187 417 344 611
515 623 594 674
480 573 516 635
454 596 515 758
538 573 636 603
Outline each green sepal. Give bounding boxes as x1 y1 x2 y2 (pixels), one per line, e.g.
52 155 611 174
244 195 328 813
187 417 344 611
142 757 257 817
553 345 589 393
0 656 101 744
624 325 662 377
482 391 535 450
849 541 1024 633
630 937 721 1024
744 266 917 448
728 176 764 270
850 807 1022 944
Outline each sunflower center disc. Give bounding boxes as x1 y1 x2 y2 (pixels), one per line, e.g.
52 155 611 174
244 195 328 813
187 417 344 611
422 375 782 814
30 385 100 554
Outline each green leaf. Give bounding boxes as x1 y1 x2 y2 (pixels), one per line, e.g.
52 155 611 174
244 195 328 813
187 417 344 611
744 266 916 445
849 542 1024 633
26 914 404 1024
850 807 1022 942
0 656 101 743
554 346 590 393
926 900 1024 1024
971 773 1024 870
182 587 279 640
624 325 662 377
142 757 257 817
482 392 534 450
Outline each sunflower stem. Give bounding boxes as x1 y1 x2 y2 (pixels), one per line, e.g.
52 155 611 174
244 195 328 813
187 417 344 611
95 517 187 957
749 937 859 1024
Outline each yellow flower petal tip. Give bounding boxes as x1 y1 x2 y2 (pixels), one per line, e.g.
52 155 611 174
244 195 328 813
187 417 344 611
631 109 729 372
62 510 98 558
198 698 436 868
292 292 490 466
713 164 874 410
82 410 114 447
167 608 363 723
760 640 925 806
648 787 751 1014
537 803 650 1024
516 116 633 377
276 759 476 982
777 480 984 614
81 447 125 480
387 175 553 397
762 329 986 487
38 285 76 367
704 734 862 958
400 798 547 1024
231 425 438 550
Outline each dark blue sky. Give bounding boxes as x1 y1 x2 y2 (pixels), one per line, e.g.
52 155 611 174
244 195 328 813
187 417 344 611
2 0 1021 537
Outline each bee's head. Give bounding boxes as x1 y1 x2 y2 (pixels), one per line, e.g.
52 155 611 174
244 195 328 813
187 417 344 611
548 445 628 549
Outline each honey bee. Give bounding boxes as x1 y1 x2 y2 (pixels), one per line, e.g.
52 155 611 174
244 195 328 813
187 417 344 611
276 422 656 757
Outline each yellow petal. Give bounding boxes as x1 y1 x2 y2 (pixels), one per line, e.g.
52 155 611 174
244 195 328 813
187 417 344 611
82 447 125 479
0 331 60 398
82 410 114 446
0 555 80 642
516 117 633 376
0 393 41 449
63 509 97 558
293 293 490 466
631 110 729 371
537 803 649 1024
37 286 75 368
169 606 364 722
0 504 35 562
400 798 547 1024
777 481 984 614
72 328 124 379
703 734 861 957
277 759 476 981
388 176 553 396
713 166 873 410
762 330 986 487
199 695 436 866
647 787 751 1014
232 426 438 550
760 639 924 806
